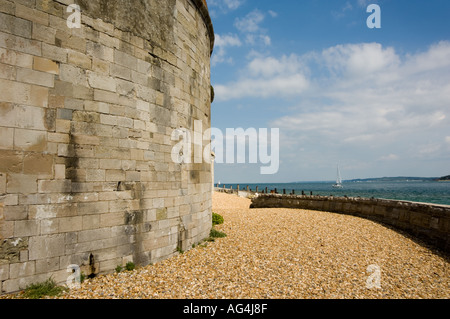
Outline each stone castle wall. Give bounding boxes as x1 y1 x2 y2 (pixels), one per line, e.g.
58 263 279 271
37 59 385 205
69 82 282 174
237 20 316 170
0 0 214 294
251 195 450 253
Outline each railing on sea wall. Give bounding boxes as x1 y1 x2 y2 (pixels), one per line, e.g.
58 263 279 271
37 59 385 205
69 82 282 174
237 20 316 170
214 185 313 197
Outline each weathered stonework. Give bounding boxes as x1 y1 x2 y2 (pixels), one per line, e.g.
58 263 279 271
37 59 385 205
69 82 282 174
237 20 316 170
251 195 450 254
0 0 214 294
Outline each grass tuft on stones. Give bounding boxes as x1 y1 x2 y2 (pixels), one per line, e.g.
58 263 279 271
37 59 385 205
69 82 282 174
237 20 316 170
23 278 67 299
212 212 224 226
208 228 227 242
116 261 136 273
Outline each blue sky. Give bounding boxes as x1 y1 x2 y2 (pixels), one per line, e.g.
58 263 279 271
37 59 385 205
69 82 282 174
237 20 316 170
207 0 450 183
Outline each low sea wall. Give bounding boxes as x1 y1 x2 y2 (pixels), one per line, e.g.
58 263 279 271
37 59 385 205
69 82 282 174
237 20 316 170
214 187 253 198
250 194 450 254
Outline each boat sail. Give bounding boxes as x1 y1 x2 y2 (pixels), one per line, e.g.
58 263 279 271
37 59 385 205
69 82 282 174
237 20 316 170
332 165 343 188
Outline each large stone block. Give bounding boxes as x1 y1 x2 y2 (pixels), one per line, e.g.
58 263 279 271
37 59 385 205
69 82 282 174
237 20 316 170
6 11 31 37
0 79 31 106
35 257 60 275
59 64 87 87
30 85 49 108
114 50 137 71
23 153 53 176
0 127 13 150
15 3 49 26
77 201 109 215
38 180 71 193
0 174 5 195
28 235 65 260
13 129 47 152
14 105 50 131
68 51 92 69
86 41 114 62
0 47 33 69
9 261 36 279
92 57 110 74
0 263 8 282
59 216 83 233
105 169 125 182
33 56 59 75
100 212 124 228
85 169 105 182
93 89 118 104
0 150 22 173
77 228 111 243
87 71 117 92
42 42 67 63
110 63 131 81
82 214 100 230
6 173 38 194
410 212 431 228
0 31 41 56
55 30 86 52
0 0 14 15
32 22 56 44
14 220 40 237
40 218 58 235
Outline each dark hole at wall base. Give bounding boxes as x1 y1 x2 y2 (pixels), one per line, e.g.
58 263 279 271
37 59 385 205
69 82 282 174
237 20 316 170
88 253 97 279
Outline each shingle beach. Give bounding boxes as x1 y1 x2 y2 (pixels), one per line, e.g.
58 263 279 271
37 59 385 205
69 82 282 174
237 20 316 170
5 192 449 299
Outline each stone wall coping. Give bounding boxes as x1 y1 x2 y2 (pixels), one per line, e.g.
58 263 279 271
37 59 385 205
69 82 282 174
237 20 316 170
252 194 450 210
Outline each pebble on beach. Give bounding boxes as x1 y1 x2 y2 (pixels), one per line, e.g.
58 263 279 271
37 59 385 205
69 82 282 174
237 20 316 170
5 192 449 299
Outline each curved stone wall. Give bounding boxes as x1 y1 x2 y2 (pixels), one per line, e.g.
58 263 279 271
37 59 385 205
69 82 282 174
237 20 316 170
251 195 450 254
0 0 214 294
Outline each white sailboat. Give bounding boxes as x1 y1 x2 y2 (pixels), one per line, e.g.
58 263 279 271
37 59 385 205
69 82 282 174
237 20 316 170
332 165 343 188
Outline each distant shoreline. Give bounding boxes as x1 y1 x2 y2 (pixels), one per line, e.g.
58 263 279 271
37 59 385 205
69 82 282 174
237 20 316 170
345 177 440 183
220 177 447 184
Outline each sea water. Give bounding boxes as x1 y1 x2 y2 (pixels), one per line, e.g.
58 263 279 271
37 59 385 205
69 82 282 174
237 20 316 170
223 181 450 206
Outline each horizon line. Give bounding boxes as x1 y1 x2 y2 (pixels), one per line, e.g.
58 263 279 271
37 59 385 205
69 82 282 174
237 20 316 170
215 175 444 185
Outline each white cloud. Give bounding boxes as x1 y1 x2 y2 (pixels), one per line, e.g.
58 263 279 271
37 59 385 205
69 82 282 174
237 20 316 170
216 41 450 107
248 54 304 77
379 154 399 161
215 34 242 47
245 34 271 46
234 9 265 33
224 0 244 10
268 10 278 18
417 143 442 157
357 0 373 8
332 1 353 19
402 41 450 74
215 74 309 100
264 41 450 172
215 54 309 100
211 34 242 66
233 9 272 47
261 35 271 46
214 41 450 175
208 0 245 11
320 42 400 80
